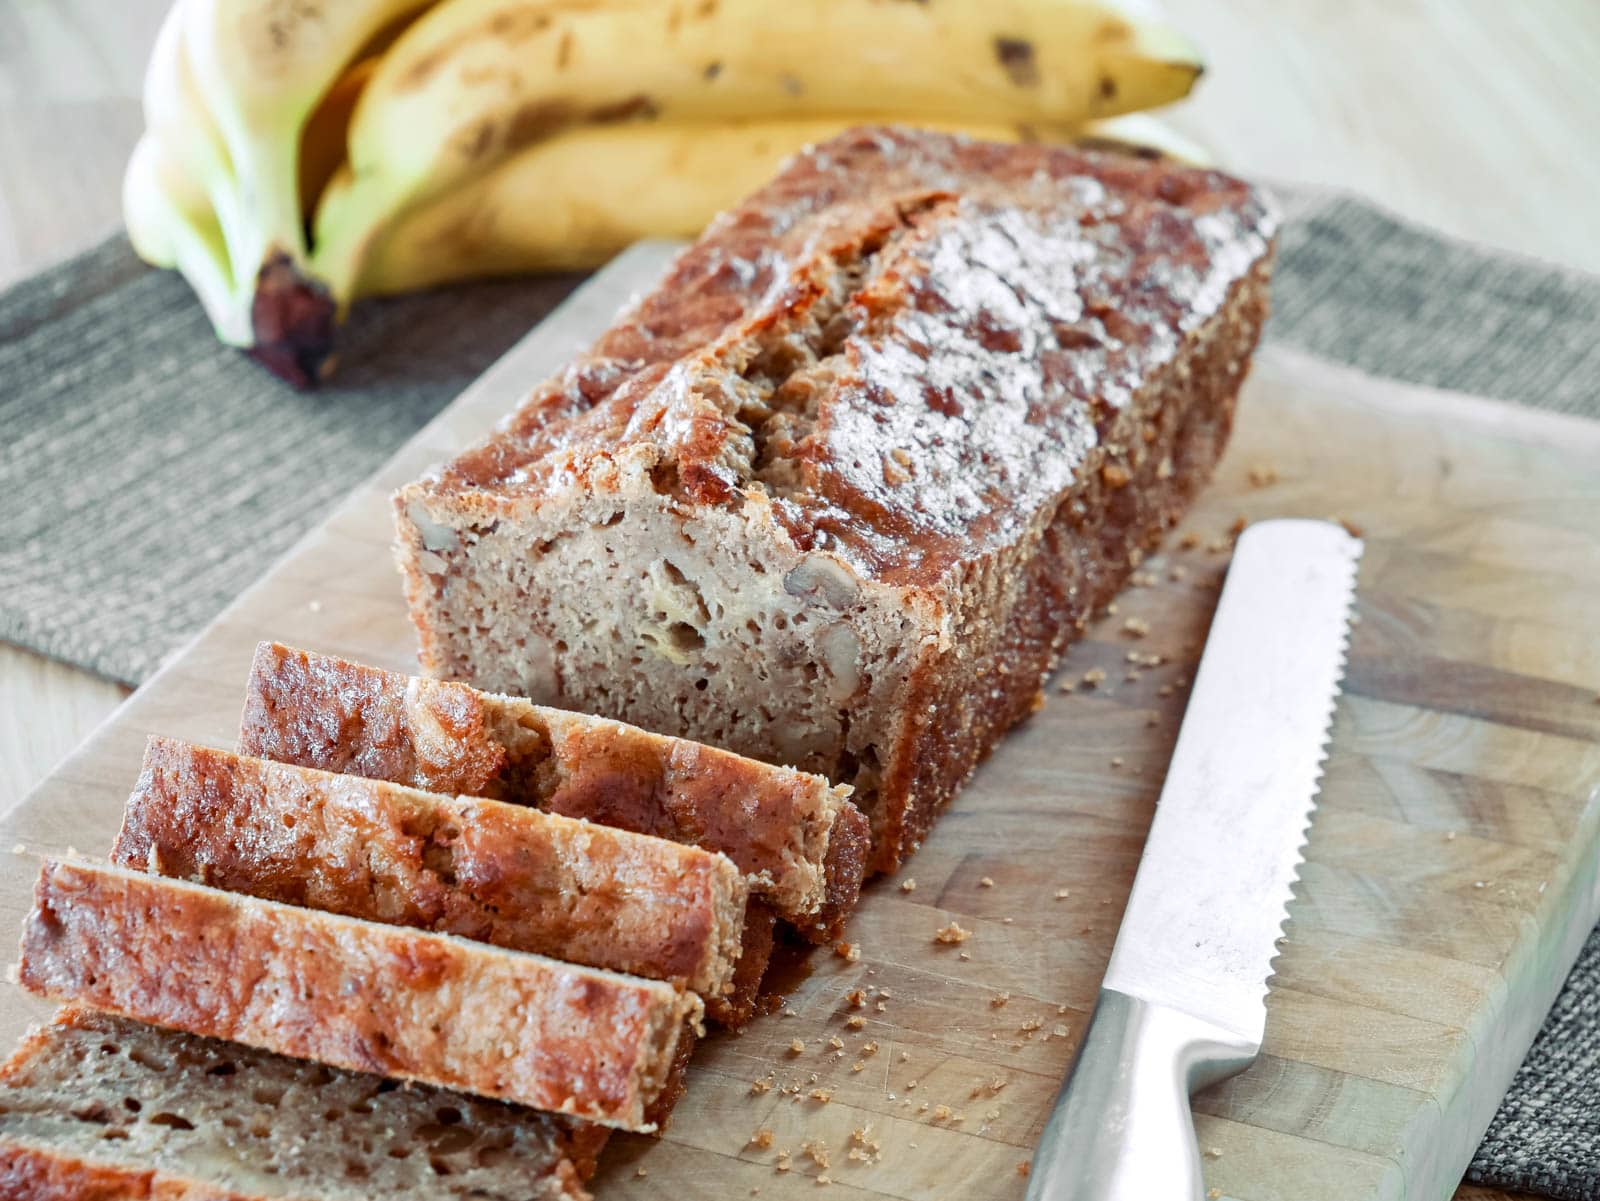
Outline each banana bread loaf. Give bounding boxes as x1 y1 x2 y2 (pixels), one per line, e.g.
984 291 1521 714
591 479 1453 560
393 125 1277 871
19 859 699 1132
239 641 866 941
0 1006 604 1200
112 736 746 1001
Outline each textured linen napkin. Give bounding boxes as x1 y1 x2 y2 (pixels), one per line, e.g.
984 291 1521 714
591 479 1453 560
1 186 1598 1197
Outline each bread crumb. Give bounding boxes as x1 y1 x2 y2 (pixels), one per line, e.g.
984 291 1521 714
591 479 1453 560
307 599 323 613
1110 756 1123 768
1017 1160 1032 1177
1169 563 1189 581
828 1035 844 1050
899 1050 910 1062
775 1149 792 1173
1053 1023 1070 1038
10 844 24 855
1204 1147 1223 1159
906 1079 919 1091
862 1040 879 1056
788 1039 805 1056
636 1167 647 1178
750 1078 772 1094
978 876 995 888
932 1104 954 1121
750 1128 775 1149
880 989 893 998
1248 463 1279 488
851 1061 865 1072
1002 916 1014 924
1101 463 1131 488
1121 616 1150 638
1207 1190 1222 1200
845 988 866 1009
833 940 860 963
1054 888 1070 900
876 1001 887 1012
934 921 971 944
1129 570 1157 587
1179 531 1201 549
971 1077 1008 1098
1020 1017 1043 1033
900 877 916 892
1057 678 1076 692
802 1138 830 1167
990 991 1011 1008
959 950 971 960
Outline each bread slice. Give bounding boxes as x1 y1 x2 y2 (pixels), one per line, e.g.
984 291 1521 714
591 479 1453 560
392 126 1276 872
239 641 867 941
19 859 700 1132
0 1006 603 1200
111 736 746 1001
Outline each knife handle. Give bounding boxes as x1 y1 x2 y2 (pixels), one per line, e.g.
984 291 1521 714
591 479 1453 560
1024 989 1258 1201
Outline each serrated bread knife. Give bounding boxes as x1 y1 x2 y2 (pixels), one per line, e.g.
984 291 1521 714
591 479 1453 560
1025 518 1363 1201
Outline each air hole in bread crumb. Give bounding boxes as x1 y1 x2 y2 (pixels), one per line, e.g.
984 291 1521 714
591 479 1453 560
149 1113 195 1131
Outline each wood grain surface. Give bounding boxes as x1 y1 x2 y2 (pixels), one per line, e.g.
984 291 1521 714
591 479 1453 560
2 246 1596 1201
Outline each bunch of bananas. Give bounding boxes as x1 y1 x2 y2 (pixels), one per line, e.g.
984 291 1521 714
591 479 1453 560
127 0 1207 385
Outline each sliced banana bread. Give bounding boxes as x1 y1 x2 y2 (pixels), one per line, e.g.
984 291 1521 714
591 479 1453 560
19 859 699 1132
0 1006 604 1200
392 125 1276 871
239 640 867 942
112 736 746 1002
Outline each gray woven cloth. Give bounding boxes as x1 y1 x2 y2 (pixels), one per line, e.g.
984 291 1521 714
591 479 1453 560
2 187 1599 1196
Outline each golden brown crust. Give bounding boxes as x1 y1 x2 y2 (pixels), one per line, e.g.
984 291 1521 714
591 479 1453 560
240 642 862 939
0 1140 248 1201
113 736 746 997
389 127 1274 874
706 902 777 1029
19 860 699 1132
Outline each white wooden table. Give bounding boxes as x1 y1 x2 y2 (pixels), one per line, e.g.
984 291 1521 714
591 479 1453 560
4 4 1598 1195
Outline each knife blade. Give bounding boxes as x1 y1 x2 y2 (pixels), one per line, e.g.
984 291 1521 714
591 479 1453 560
1026 518 1362 1201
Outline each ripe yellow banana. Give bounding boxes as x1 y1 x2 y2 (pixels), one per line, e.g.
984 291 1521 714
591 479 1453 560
312 0 1204 304
124 134 253 346
357 114 1210 298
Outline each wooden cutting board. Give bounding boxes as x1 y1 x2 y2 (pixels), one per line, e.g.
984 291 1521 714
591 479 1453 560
3 244 1598 1201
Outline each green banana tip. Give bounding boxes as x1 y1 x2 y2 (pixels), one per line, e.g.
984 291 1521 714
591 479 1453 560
249 251 339 388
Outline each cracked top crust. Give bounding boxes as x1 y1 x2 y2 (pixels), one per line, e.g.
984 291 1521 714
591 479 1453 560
416 125 1277 586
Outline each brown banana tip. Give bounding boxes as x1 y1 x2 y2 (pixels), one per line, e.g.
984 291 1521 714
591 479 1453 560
248 250 338 388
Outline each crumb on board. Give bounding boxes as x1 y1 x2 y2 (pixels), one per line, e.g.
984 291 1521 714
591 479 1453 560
876 1001 888 1012
750 1128 775 1149
1017 1160 1032 1177
833 940 860 963
971 1077 1008 1099
1179 531 1201 549
900 877 916 892
788 1039 805 1056
1204 1147 1223 1159
899 1050 910 1062
845 988 866 1008
851 1061 865 1072
816 1175 832 1187
979 876 995 888
1020 1017 1043 1033
775 1149 792 1173
802 1139 830 1168
1055 888 1070 900
1081 667 1107 688
1053 1023 1070 1038
991 991 1011 1008
828 1035 844 1050
1110 756 1124 768
750 1078 772 1095
1121 616 1150 638
1247 463 1279 488
635 1167 647 1178
932 1104 954 1121
1208 1190 1222 1200
862 1040 879 1056
959 950 971 960
1129 569 1157 587
935 921 971 944
1057 678 1076 692
846 1015 865 1029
